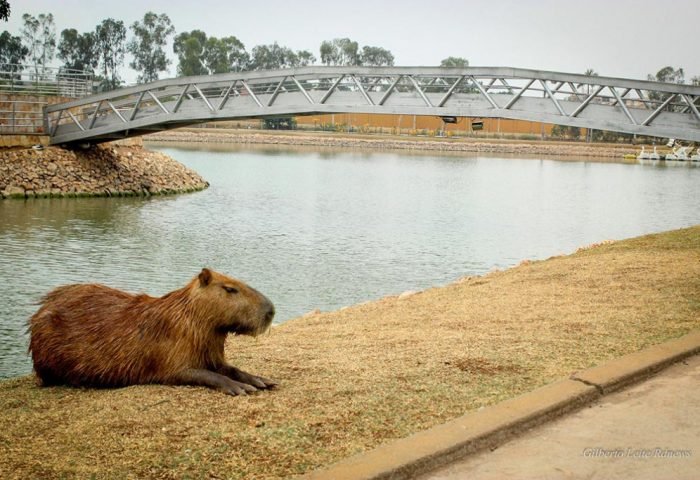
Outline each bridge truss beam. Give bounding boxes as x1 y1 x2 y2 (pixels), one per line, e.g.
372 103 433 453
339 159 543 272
45 67 700 145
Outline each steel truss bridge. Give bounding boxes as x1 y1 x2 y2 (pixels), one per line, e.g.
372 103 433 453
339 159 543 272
45 66 700 145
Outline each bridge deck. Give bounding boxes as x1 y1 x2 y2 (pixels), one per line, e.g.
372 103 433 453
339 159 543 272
45 67 700 145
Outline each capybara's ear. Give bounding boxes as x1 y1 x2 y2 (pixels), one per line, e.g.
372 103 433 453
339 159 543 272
199 268 213 287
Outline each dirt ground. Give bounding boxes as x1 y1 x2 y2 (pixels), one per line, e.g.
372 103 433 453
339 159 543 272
1 226 698 479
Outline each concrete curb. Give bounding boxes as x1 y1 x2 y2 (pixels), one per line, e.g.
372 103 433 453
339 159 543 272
303 330 700 480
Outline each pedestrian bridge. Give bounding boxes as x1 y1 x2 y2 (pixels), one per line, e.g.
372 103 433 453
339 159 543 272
45 66 700 145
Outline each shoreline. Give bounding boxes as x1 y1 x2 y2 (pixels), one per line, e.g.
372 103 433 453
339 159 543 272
146 127 641 160
1 225 698 479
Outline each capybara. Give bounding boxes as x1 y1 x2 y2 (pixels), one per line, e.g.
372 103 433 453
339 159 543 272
28 268 276 395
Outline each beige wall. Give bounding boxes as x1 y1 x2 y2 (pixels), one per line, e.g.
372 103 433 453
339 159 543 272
295 113 556 135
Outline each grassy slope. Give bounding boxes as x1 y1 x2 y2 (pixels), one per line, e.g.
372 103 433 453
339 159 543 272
1 226 698 479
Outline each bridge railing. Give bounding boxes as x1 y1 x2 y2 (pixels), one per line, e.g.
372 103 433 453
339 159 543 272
44 67 700 144
0 64 94 134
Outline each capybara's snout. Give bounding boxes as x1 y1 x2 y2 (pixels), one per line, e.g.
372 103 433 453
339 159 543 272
259 291 275 326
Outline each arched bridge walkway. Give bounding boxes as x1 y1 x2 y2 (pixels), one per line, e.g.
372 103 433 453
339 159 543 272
45 66 700 145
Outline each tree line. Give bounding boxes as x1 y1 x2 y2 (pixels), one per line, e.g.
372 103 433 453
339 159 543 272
0 7 468 91
2 5 695 93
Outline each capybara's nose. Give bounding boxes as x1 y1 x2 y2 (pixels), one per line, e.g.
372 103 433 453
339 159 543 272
265 303 275 323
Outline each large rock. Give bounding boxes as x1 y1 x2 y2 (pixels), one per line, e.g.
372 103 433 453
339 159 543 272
0 144 209 200
3 185 25 198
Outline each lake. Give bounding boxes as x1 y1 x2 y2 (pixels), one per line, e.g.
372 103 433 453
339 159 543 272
1 143 699 378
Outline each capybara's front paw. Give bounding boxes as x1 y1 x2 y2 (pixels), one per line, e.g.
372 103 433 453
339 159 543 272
222 380 259 396
249 373 278 389
221 365 278 390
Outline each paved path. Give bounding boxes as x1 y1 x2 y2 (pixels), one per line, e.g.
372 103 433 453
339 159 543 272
423 354 700 480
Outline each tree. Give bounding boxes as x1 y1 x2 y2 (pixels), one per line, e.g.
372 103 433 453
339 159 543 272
319 40 335 66
173 30 207 76
0 0 10 22
95 18 126 90
440 56 468 68
648 66 684 84
57 28 97 72
174 31 250 76
336 38 359 65
204 36 248 74
0 30 27 78
647 66 685 103
360 46 394 66
248 42 303 70
127 11 175 83
0 30 27 64
295 49 316 67
319 38 359 66
577 68 598 96
21 13 56 73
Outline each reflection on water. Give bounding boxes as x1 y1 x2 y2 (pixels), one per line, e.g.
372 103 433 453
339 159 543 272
1 143 699 378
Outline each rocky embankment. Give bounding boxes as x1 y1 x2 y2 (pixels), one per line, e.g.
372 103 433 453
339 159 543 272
0 144 208 199
147 129 637 159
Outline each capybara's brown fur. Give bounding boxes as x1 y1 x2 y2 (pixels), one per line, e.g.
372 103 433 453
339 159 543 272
28 268 276 395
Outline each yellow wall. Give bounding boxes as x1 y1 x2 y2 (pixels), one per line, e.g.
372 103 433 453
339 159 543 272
295 113 555 135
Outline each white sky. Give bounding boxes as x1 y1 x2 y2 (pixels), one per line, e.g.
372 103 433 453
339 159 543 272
5 0 699 84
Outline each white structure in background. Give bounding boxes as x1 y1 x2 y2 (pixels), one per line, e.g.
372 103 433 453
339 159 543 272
649 146 660 160
665 145 692 161
637 146 650 160
638 145 661 161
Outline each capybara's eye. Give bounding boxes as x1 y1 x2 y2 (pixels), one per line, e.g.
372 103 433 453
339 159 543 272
223 286 239 294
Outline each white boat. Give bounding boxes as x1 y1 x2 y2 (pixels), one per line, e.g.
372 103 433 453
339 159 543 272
637 146 650 160
649 146 660 160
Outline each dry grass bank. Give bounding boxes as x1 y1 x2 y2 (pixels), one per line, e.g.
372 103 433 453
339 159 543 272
1 226 698 479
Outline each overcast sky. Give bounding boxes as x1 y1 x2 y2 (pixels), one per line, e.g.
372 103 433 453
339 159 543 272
5 0 699 84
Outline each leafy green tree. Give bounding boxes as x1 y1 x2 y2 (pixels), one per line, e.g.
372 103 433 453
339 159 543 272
57 28 97 72
319 38 359 66
174 31 250 76
440 56 468 68
0 0 10 21
248 42 303 70
295 49 316 67
0 30 27 64
95 18 126 90
204 36 248 73
647 66 685 103
360 46 394 66
21 13 55 73
0 30 27 79
173 30 207 76
648 66 684 84
319 40 335 66
127 11 175 83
